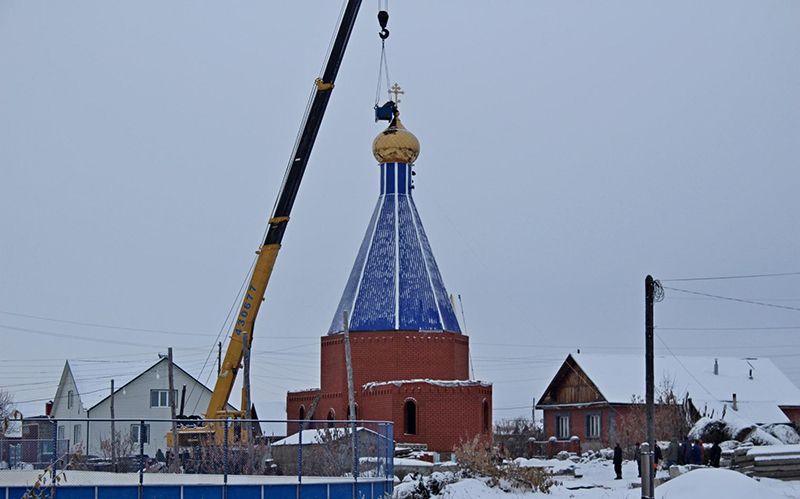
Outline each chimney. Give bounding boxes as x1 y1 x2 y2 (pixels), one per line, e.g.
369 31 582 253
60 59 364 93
714 358 719 375
732 393 738 411
45 400 53 416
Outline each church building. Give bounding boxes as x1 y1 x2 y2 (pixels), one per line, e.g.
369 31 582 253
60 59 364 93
286 107 492 456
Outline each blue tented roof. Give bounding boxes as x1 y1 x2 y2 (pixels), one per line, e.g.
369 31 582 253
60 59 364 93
329 162 461 334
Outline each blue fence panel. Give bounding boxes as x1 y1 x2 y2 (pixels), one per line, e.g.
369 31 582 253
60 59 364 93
227 484 262 499
184 484 224 499
98 486 139 499
264 484 296 499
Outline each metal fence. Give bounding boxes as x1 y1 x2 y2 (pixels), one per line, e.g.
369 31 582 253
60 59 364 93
0 418 394 499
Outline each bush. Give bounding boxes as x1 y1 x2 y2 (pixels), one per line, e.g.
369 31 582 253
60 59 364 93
454 435 558 493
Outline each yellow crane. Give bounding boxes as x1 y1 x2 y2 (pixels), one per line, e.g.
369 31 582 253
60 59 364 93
171 0 365 447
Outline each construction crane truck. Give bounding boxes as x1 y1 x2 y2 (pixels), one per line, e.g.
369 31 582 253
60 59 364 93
170 0 365 447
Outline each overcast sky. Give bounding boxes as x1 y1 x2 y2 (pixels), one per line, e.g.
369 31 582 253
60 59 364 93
1 1 799 425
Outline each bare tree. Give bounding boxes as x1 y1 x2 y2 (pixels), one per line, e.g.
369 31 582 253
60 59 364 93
0 390 14 421
614 376 690 454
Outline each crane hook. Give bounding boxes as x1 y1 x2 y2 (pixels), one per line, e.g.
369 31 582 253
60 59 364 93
378 10 389 39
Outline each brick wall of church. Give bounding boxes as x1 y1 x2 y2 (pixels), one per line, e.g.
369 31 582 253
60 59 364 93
319 331 470 394
287 332 490 454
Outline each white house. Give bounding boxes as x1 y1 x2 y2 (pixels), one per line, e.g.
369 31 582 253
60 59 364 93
50 356 235 458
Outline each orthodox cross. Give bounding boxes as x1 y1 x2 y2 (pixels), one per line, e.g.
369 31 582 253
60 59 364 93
389 83 404 104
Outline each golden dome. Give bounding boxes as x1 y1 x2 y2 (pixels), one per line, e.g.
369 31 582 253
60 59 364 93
372 118 420 164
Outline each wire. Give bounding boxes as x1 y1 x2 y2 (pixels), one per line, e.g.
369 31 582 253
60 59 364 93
0 324 169 349
655 334 722 405
187 256 257 415
0 310 215 337
660 271 800 282
658 326 800 332
662 286 800 313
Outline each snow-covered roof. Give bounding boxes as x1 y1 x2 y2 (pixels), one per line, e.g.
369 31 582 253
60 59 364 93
67 358 167 410
271 427 381 447
363 379 491 390
544 354 800 424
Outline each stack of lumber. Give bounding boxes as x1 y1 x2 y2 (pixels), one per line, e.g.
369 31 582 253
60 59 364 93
731 444 800 480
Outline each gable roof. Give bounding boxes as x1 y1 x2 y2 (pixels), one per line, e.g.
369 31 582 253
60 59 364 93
61 356 236 412
538 353 800 424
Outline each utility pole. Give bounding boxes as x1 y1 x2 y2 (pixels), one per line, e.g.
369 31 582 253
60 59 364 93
644 275 656 499
110 379 116 472
167 347 179 472
343 310 356 422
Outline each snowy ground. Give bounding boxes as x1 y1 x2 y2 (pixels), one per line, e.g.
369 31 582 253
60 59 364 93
396 460 800 499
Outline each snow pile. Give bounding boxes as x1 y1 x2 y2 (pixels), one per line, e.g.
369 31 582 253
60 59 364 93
393 471 460 499
763 423 800 444
689 416 799 445
627 468 784 499
512 457 576 474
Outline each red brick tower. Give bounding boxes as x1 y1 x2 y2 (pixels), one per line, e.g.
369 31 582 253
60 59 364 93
287 107 491 455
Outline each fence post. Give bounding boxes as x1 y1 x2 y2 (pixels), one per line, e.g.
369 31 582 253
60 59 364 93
640 442 651 499
384 423 390 481
352 422 359 480
139 420 145 499
388 423 394 482
298 421 304 483
223 419 229 499
51 418 58 493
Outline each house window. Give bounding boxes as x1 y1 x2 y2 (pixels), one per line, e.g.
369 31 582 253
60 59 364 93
482 400 490 433
404 400 417 435
57 425 65 441
586 414 601 439
150 389 177 408
298 405 306 421
556 414 570 440
67 390 74 409
130 424 150 444
73 425 82 448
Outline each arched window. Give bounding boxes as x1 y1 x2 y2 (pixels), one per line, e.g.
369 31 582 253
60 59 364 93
404 400 417 435
327 409 336 428
298 405 306 421
346 404 359 420
482 400 490 433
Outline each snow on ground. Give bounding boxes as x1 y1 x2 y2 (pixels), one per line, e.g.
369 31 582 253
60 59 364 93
398 460 800 499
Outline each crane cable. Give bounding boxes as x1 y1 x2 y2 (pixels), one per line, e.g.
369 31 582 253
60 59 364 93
374 1 392 106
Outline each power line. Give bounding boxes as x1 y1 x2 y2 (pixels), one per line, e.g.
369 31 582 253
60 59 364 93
660 271 800 282
662 286 800 313
658 326 800 332
0 310 214 337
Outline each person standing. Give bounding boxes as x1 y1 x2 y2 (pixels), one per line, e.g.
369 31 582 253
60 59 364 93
709 441 722 468
613 443 623 480
634 443 641 477
654 443 663 471
666 438 679 469
690 440 702 465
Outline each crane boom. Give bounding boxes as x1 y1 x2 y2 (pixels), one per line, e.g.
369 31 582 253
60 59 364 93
205 0 363 420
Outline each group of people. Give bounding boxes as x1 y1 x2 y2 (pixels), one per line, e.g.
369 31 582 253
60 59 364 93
612 437 722 480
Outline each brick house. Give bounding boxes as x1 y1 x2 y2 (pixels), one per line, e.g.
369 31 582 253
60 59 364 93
536 353 800 451
286 114 492 458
